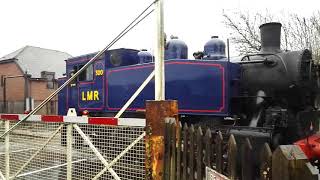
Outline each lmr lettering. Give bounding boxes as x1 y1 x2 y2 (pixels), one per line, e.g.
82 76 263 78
82 91 99 101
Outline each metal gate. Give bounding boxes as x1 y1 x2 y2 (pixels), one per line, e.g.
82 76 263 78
0 114 146 180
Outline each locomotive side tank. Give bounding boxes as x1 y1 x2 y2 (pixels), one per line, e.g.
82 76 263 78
58 48 241 117
107 60 239 116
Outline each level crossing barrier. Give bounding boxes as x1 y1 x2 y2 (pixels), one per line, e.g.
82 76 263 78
0 114 146 180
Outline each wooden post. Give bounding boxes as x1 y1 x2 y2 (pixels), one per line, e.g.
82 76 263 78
182 123 188 180
260 143 272 180
189 125 195 180
301 162 320 179
241 138 253 180
145 100 178 180
196 127 203 179
227 134 237 180
216 131 223 173
176 122 182 180
204 129 212 168
272 145 317 180
170 121 177 180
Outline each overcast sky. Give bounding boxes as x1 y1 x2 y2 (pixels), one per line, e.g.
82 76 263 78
0 0 319 58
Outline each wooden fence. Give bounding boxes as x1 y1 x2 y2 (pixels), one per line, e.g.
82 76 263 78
163 119 320 180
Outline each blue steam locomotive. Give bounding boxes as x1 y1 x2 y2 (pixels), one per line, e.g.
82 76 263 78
58 22 320 147
58 37 240 117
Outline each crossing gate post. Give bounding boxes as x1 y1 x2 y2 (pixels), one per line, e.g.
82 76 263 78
5 120 10 180
145 100 178 180
66 124 73 180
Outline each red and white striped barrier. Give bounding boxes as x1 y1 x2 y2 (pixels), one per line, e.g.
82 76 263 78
0 114 146 127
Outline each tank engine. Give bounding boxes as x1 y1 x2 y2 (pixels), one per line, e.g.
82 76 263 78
58 22 320 147
232 22 319 146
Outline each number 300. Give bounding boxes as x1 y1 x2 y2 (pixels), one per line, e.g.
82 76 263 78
95 70 104 76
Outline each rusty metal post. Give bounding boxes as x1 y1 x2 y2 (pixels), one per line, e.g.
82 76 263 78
145 100 178 180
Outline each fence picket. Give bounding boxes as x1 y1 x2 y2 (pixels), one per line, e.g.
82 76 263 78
182 123 188 180
227 134 237 180
170 121 177 180
196 127 203 179
241 138 253 180
189 125 195 180
216 131 223 174
260 143 272 180
176 122 182 180
204 129 212 168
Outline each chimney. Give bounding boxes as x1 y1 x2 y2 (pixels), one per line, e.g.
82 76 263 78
259 22 282 53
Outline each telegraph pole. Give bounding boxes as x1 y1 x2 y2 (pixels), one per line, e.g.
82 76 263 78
146 1 178 179
154 0 165 100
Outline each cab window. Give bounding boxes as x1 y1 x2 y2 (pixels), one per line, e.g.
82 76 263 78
79 64 94 81
70 66 78 84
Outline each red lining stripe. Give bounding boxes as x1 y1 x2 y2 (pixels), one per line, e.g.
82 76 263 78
106 61 226 113
42 115 64 122
88 117 118 125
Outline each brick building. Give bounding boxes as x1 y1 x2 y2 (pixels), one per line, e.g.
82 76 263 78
0 46 72 114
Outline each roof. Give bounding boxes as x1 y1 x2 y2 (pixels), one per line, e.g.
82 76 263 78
0 46 72 78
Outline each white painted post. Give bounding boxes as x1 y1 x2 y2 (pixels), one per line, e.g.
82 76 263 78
155 0 165 100
67 124 73 180
0 171 5 180
5 120 10 180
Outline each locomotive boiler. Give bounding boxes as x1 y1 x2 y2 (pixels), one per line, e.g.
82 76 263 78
232 22 319 146
58 22 320 148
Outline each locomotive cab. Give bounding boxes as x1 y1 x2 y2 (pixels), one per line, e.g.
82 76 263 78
59 48 141 116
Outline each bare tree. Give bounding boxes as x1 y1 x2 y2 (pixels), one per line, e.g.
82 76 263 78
223 10 320 61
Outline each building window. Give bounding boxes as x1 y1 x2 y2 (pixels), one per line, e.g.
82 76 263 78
41 71 55 89
47 74 54 89
69 66 78 84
